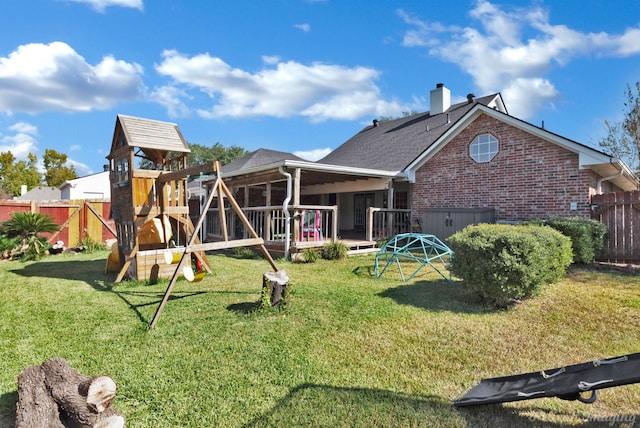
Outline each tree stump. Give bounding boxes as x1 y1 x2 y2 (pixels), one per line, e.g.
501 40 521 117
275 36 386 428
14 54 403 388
16 357 125 428
262 270 290 309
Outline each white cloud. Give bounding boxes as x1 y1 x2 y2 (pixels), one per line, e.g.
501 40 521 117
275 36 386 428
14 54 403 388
293 147 331 161
295 23 311 33
63 0 143 13
67 158 93 176
262 55 280 65
149 85 192 118
0 41 146 114
399 0 640 119
154 50 409 122
0 122 39 159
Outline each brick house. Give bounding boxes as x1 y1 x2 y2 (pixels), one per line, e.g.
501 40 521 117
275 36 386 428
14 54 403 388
202 84 638 256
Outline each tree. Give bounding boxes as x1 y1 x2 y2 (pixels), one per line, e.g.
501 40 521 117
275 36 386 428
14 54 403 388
185 142 248 167
138 142 248 169
0 152 41 197
43 149 77 187
599 82 640 175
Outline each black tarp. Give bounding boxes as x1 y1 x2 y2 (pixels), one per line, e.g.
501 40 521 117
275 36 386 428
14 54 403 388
453 352 640 407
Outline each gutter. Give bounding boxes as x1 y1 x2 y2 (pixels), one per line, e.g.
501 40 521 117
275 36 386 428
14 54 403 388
596 163 624 194
223 159 402 181
278 166 292 259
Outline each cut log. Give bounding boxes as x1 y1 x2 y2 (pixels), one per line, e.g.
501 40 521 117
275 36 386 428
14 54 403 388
85 375 118 413
16 365 64 428
16 357 124 428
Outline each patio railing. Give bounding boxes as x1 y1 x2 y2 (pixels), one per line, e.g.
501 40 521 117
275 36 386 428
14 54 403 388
367 208 418 241
203 205 338 243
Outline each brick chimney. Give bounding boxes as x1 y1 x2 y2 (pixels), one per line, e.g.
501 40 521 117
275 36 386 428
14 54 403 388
430 83 451 115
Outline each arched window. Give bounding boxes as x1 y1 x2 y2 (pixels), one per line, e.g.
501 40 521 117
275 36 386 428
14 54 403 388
470 134 498 163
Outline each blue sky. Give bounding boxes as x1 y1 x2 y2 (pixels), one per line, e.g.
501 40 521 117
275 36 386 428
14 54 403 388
2 0 640 176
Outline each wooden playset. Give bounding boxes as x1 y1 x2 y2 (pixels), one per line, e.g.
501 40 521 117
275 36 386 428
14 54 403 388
106 114 279 328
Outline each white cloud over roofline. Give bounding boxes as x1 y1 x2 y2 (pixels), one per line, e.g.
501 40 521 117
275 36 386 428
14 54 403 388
399 0 640 119
154 50 410 122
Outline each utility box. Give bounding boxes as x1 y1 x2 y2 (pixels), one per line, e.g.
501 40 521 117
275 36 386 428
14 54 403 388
422 208 495 241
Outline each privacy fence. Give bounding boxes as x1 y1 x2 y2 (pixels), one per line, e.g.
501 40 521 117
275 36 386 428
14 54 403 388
0 200 116 248
1 192 639 261
591 190 640 263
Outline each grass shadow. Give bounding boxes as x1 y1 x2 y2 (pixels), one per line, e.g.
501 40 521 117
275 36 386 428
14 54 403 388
378 279 496 314
112 290 209 324
227 301 261 314
352 265 376 277
7 258 215 325
0 391 16 428
9 258 113 291
243 383 575 427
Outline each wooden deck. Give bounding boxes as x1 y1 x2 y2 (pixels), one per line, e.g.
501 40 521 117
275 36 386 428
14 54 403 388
264 238 378 258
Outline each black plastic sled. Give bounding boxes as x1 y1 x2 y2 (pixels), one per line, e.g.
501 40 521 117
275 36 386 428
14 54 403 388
453 352 640 407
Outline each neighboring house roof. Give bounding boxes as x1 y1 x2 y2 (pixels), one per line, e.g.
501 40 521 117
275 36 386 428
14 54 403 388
222 148 305 174
107 114 190 159
15 186 61 201
317 94 504 172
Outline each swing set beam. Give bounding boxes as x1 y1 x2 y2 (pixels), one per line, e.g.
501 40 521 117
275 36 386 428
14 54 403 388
148 161 279 329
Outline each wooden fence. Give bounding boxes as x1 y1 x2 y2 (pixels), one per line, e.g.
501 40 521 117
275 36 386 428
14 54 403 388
591 190 640 262
0 200 116 247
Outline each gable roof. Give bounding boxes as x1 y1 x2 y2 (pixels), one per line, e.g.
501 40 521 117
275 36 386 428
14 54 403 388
222 148 305 174
317 94 504 172
404 103 638 190
107 114 190 161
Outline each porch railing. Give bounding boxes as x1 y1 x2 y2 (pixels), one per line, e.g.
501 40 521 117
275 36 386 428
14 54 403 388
367 208 418 241
204 205 338 243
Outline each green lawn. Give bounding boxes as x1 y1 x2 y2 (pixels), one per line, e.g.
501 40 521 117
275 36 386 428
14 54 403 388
1 251 639 427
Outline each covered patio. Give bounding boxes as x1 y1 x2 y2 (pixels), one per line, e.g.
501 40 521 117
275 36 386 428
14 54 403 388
188 155 416 258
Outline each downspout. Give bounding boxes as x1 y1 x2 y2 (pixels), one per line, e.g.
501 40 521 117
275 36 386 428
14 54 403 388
278 166 292 259
596 166 624 194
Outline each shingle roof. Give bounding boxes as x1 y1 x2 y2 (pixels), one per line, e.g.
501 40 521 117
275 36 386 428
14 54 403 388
317 94 500 171
222 148 305 174
15 186 61 201
115 114 190 153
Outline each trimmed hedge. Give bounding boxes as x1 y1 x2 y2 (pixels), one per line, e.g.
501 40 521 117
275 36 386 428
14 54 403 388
448 224 572 307
533 217 608 264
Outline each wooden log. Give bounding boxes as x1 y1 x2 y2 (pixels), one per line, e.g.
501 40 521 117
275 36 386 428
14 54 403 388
16 365 64 428
41 357 124 428
262 270 290 309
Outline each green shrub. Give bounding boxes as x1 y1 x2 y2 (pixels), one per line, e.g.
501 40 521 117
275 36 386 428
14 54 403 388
322 240 349 260
0 211 59 261
78 234 107 253
301 248 320 263
231 246 259 259
0 235 19 259
448 224 572 307
540 217 608 264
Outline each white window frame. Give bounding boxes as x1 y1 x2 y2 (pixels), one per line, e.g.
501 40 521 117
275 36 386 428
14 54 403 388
470 134 499 163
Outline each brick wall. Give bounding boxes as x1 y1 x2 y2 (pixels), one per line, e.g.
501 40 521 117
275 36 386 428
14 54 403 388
411 113 600 222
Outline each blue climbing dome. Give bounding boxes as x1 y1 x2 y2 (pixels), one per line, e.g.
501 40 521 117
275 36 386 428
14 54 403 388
374 233 453 282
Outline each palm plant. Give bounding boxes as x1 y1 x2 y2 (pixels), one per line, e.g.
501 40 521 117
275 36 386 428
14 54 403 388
0 211 60 260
